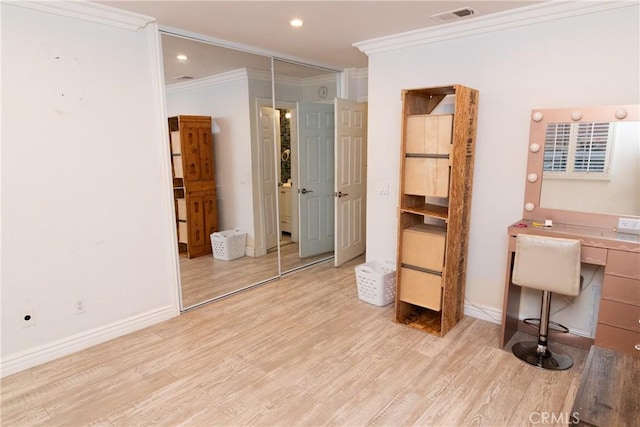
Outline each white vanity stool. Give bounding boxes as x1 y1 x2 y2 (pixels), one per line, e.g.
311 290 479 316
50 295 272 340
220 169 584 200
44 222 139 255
511 234 582 370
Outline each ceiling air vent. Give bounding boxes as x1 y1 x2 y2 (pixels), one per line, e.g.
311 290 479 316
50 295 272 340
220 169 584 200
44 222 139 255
431 7 478 22
172 75 194 80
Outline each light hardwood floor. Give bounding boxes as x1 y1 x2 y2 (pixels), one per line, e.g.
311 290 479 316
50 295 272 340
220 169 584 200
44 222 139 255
180 237 332 308
1 256 587 426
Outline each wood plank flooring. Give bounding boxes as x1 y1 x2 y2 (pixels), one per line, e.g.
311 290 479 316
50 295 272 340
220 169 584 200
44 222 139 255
1 256 588 426
180 238 332 308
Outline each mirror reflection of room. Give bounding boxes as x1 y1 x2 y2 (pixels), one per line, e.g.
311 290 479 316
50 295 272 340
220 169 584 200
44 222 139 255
162 34 279 309
162 36 342 309
272 60 339 273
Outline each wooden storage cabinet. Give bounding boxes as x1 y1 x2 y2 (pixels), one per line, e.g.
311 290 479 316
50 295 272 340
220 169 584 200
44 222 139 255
595 249 640 356
169 115 218 258
395 85 479 337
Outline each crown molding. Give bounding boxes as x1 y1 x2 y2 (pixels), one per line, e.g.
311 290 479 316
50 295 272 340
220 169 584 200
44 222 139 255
6 0 154 31
166 69 248 94
246 69 272 82
159 25 342 73
274 73 336 87
344 68 369 80
165 67 337 94
354 1 636 56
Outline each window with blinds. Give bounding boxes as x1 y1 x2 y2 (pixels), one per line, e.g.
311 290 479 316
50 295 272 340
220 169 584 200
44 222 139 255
543 121 615 179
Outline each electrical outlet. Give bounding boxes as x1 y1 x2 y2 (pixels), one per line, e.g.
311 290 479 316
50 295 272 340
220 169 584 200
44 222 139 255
75 299 86 314
22 312 36 328
618 217 640 233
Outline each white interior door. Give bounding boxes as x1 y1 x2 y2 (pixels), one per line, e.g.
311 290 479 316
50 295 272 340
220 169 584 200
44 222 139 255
334 98 367 266
297 102 335 258
260 105 279 252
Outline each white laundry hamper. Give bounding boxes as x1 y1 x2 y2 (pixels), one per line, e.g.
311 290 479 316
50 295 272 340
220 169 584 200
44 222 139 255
355 259 397 306
210 228 246 261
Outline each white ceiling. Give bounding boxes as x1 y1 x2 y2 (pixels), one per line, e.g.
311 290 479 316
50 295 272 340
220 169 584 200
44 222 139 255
98 1 545 81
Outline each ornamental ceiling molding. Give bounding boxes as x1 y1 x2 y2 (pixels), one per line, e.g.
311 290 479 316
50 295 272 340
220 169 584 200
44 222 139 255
354 1 635 56
7 0 153 31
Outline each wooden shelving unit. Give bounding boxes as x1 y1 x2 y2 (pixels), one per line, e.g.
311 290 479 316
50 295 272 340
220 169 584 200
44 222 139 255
395 85 479 337
168 115 218 259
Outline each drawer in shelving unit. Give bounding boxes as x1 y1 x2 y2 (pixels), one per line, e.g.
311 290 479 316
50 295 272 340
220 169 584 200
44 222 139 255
177 198 187 221
405 114 453 154
404 157 450 197
401 225 446 272
598 299 640 332
170 131 182 154
602 274 640 306
178 222 188 244
398 267 442 311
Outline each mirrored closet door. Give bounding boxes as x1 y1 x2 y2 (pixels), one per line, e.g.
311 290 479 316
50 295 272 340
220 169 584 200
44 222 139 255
272 60 340 273
161 34 280 309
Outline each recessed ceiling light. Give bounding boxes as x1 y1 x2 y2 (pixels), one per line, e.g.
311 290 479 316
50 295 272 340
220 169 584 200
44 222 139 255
290 18 303 27
176 54 188 61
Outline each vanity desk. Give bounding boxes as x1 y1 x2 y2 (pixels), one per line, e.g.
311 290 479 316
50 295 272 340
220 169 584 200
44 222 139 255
500 219 640 355
500 103 640 358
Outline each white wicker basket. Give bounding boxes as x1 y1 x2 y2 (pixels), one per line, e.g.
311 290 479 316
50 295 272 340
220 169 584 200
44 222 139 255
211 228 246 261
355 259 397 306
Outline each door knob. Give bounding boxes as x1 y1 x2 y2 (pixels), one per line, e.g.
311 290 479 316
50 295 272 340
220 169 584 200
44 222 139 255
300 188 313 194
337 191 349 198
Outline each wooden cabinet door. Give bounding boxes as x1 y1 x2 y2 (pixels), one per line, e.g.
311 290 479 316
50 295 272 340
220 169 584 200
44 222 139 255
203 192 217 237
181 118 214 184
199 126 215 182
186 195 206 256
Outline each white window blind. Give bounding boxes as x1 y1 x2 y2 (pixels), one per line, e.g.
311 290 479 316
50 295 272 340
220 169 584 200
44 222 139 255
543 122 614 178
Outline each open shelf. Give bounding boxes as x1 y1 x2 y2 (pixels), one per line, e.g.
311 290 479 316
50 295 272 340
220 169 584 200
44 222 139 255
401 203 449 220
396 302 442 336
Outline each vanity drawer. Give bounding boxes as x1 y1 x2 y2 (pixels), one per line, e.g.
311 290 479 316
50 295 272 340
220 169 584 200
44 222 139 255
280 217 292 233
581 246 607 266
595 323 640 357
401 226 446 272
598 299 640 332
605 250 640 279
399 267 442 311
602 274 640 306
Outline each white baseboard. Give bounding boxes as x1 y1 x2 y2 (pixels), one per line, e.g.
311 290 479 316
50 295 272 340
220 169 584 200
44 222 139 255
464 302 594 338
464 302 503 325
1 305 176 378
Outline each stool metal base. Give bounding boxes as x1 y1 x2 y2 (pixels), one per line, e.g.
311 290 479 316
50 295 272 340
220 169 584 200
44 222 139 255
512 342 573 370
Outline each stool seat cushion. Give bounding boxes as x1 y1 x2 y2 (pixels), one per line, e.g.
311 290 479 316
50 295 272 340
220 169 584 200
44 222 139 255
513 234 581 296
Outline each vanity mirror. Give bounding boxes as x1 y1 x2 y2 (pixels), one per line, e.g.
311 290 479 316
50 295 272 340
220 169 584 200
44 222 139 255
523 104 640 230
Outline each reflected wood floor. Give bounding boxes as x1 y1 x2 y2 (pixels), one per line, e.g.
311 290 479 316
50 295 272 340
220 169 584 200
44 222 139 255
1 256 587 426
180 238 332 308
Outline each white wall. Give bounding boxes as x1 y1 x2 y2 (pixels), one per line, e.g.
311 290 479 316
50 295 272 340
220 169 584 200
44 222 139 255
1 4 179 375
364 4 640 332
166 74 257 250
